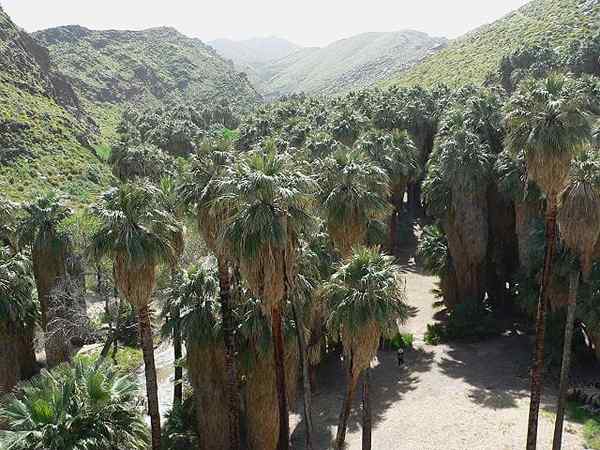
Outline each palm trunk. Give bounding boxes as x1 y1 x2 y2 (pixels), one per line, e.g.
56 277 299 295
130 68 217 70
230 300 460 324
173 311 183 406
0 323 19 396
271 304 290 450
291 299 314 450
17 327 37 379
138 304 161 450
218 258 241 450
552 271 579 450
335 355 359 450
526 195 558 450
362 368 372 450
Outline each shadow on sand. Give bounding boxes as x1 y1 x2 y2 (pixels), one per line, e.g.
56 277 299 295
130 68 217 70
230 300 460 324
291 346 434 449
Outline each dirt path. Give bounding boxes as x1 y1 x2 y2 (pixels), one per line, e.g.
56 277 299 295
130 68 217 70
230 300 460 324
290 268 585 449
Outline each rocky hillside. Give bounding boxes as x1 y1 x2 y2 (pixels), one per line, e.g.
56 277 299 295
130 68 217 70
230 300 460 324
0 7 111 202
211 31 446 100
388 0 600 87
34 25 261 139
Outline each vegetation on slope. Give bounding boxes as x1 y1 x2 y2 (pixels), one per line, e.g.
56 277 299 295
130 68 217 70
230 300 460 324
34 26 261 139
389 0 600 87
0 7 112 203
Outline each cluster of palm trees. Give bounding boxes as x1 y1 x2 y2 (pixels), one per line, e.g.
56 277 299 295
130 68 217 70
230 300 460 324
1 40 600 450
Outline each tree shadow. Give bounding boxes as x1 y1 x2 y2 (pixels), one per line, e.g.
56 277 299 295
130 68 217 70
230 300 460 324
436 334 533 410
291 346 434 449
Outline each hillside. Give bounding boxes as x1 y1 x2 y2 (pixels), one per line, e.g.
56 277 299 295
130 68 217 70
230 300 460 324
0 7 111 202
34 26 261 139
211 31 446 99
388 0 600 87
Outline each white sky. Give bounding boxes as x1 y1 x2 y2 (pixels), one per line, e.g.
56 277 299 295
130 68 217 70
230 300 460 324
1 0 531 47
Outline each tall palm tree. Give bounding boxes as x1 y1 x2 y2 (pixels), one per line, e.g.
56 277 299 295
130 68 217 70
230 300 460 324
166 263 230 450
319 147 392 449
179 138 243 449
157 177 186 406
553 151 600 449
398 86 449 214
356 129 420 254
0 359 149 450
238 296 300 450
19 193 73 367
505 73 593 449
89 181 182 450
218 145 317 450
319 148 392 258
0 249 37 396
423 108 494 307
288 241 324 450
324 247 409 450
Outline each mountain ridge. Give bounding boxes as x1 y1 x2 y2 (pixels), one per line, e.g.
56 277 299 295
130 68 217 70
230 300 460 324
34 24 261 139
210 30 447 99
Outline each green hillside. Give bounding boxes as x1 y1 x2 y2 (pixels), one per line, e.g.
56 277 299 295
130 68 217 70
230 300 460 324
34 26 261 140
0 8 112 203
388 0 600 88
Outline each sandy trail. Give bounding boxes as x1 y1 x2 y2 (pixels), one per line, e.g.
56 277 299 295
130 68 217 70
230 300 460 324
290 268 584 450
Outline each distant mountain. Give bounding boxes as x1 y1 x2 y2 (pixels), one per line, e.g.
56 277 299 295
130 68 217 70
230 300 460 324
387 0 600 87
210 31 447 99
209 36 301 66
265 31 447 98
34 25 261 139
0 7 111 202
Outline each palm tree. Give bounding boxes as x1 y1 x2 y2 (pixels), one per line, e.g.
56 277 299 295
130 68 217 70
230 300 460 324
157 177 186 406
417 225 459 307
167 263 231 450
398 86 449 214
324 246 409 450
553 151 600 449
318 148 392 258
356 129 420 254
218 144 317 450
238 296 300 450
319 147 392 449
179 138 243 449
288 241 324 449
89 181 182 450
0 250 37 395
423 108 494 307
19 193 73 367
0 359 149 450
505 73 593 450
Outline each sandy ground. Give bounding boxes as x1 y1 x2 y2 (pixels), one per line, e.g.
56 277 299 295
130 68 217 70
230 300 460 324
289 267 585 450
126 260 585 449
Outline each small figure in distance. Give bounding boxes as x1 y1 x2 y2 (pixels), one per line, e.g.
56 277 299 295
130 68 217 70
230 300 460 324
397 347 405 367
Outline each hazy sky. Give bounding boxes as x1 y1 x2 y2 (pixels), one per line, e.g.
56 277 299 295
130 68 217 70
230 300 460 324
2 0 531 47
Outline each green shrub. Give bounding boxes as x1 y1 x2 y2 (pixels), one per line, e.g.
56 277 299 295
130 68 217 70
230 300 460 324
424 323 444 345
162 399 199 450
387 332 414 350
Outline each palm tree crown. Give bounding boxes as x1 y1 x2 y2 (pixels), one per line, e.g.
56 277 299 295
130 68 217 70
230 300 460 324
325 246 409 376
89 181 179 306
505 73 593 196
219 142 317 308
0 360 149 450
319 149 391 256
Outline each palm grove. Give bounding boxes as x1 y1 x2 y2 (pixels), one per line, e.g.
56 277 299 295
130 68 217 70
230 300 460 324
1 34 600 450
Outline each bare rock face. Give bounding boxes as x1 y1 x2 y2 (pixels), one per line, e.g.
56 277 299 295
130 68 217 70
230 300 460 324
0 11 84 115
